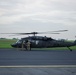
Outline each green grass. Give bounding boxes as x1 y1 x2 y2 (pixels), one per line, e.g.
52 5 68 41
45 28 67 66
0 39 76 50
0 39 17 48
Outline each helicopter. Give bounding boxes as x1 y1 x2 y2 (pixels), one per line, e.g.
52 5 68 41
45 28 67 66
1 30 76 51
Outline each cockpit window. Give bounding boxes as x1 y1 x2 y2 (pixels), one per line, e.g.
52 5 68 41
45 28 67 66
16 40 22 43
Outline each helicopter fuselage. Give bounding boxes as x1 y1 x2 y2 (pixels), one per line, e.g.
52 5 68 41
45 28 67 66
11 36 76 49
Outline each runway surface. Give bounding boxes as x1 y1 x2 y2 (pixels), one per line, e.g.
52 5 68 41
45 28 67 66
0 48 76 65
0 49 76 75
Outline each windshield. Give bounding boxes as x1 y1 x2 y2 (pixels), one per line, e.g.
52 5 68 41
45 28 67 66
16 40 22 43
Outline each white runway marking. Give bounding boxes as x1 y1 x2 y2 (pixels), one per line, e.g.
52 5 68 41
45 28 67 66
0 65 76 68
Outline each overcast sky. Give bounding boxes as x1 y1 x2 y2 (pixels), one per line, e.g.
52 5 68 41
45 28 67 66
0 0 76 40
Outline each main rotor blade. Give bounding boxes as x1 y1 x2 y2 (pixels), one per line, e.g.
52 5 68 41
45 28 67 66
50 30 68 32
39 30 68 33
0 33 36 35
0 32 60 35
37 30 68 34
38 32 60 34
0 32 38 35
0 30 67 35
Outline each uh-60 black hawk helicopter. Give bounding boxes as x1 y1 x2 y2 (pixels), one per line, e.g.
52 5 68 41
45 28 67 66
1 30 76 51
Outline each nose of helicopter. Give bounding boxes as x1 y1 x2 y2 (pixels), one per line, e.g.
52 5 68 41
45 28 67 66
11 43 17 48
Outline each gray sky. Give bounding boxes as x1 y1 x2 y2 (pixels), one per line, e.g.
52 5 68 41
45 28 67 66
0 0 76 40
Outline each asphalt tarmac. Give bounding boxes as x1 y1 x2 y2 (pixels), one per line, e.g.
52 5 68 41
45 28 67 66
0 48 76 75
0 48 76 65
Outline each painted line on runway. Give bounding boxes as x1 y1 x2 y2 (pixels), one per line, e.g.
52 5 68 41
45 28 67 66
0 65 76 68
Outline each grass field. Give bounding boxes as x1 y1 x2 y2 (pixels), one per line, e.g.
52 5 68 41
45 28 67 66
0 39 76 50
0 39 17 48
